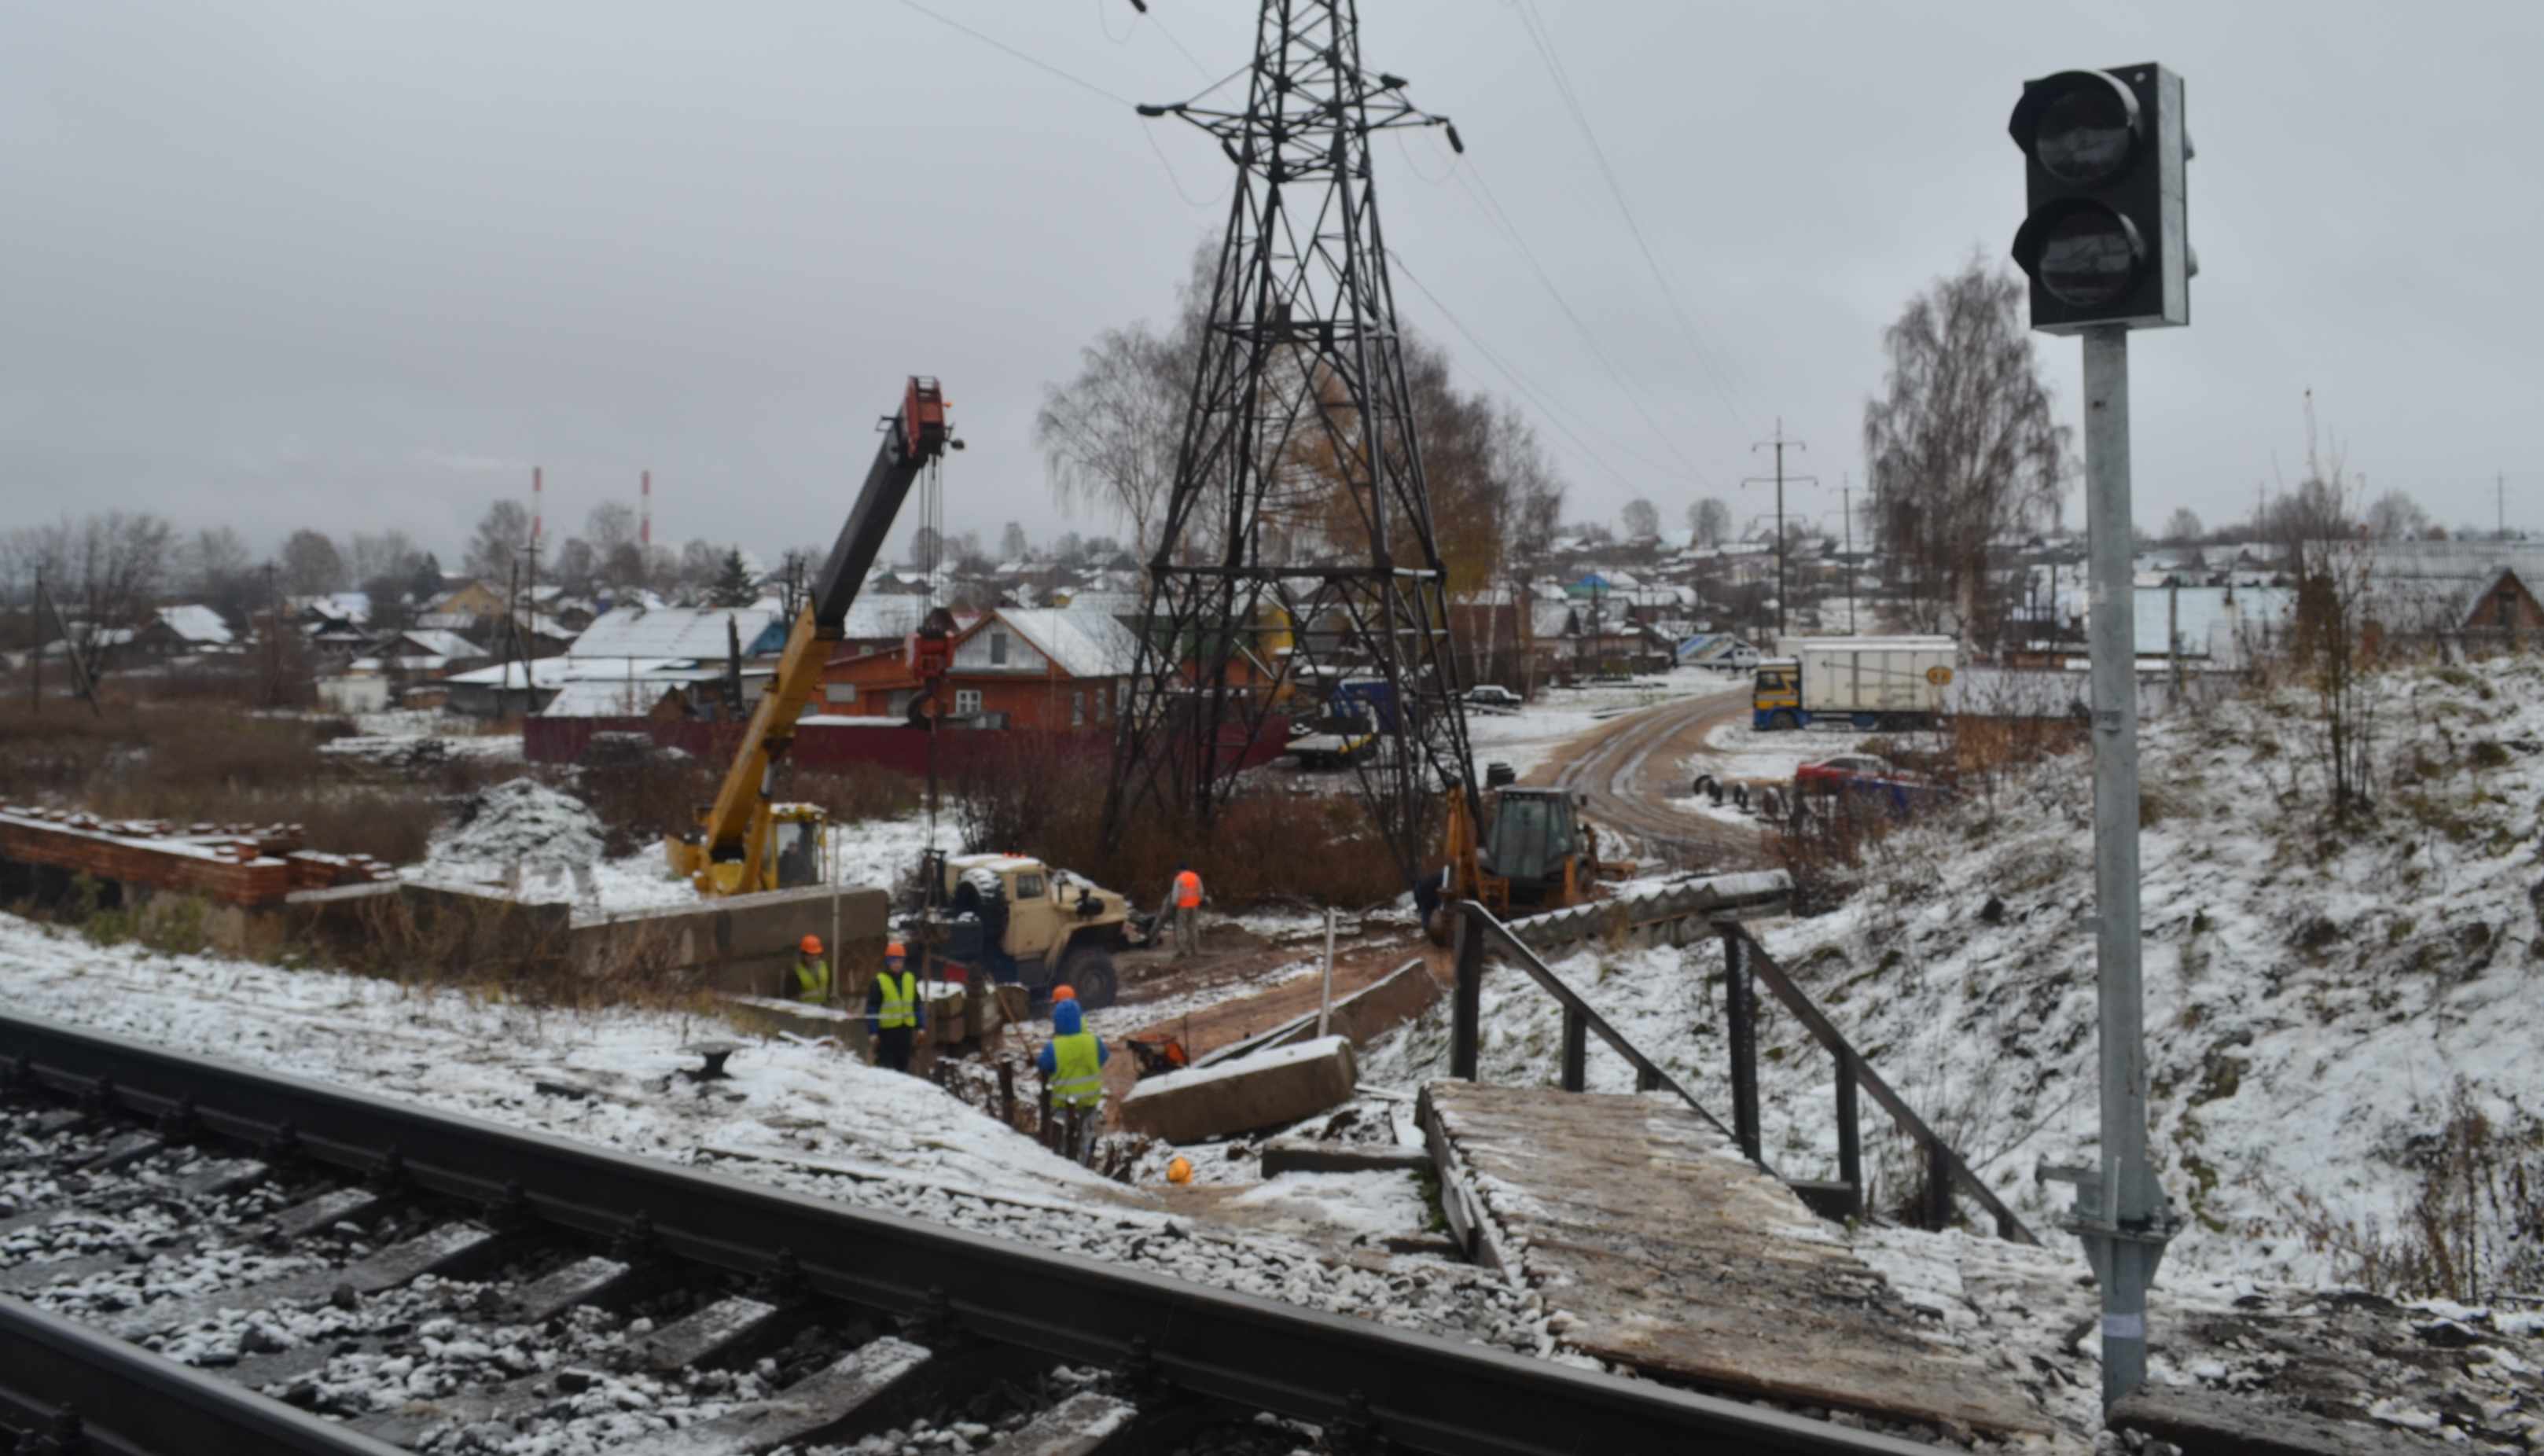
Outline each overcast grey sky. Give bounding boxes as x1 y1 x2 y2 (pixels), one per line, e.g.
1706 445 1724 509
3 0 2535 568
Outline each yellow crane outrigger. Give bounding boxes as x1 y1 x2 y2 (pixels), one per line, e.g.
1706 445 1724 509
667 377 954 895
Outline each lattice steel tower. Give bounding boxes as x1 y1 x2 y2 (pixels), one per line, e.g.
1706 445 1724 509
1105 0 1478 890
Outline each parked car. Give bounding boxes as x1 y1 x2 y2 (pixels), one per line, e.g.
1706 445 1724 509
1465 685 1523 711
1792 754 1950 819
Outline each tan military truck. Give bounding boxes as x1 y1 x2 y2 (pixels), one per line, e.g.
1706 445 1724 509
910 849 1139 1009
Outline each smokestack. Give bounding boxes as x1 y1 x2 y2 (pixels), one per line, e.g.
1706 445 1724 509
641 469 652 549
531 465 543 543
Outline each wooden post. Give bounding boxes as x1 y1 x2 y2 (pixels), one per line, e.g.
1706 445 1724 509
998 1060 1016 1130
1559 1004 1586 1092
1924 1139 1953 1231
1634 1064 1664 1094
1450 907 1482 1081
1835 1046 1862 1206
1723 928 1762 1163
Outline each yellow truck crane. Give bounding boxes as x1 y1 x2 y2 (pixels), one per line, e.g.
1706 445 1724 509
667 377 954 895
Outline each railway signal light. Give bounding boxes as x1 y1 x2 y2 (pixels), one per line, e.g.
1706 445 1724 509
2008 64 2191 333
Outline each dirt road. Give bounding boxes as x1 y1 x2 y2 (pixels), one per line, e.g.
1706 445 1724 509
1530 689 1766 870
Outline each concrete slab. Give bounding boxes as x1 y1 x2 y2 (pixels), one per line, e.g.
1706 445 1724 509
1417 1079 2048 1440
1119 1035 1357 1145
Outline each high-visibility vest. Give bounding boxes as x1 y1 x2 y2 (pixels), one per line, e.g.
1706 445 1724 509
874 969 918 1030
1050 1030 1104 1108
793 957 830 1002
1174 870 1202 909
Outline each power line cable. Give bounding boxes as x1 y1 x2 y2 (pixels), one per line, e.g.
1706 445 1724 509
896 0 1136 107
1388 251 1658 495
1509 0 1756 438
1453 160 1715 487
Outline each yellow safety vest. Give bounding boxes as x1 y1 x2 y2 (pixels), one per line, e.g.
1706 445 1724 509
793 958 830 1002
1050 1031 1103 1109
874 969 918 1030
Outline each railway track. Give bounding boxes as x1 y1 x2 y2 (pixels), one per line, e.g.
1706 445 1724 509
0 1011 1943 1455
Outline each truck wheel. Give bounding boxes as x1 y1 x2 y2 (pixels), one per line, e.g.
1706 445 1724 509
1708 781 1725 806
1759 786 1785 820
1692 773 1716 799
1731 783 1749 811
1059 947 1118 1010
1769 710 1800 731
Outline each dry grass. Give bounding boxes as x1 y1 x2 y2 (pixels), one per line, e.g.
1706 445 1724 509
949 736 1402 908
0 700 480 863
2277 1083 2544 1302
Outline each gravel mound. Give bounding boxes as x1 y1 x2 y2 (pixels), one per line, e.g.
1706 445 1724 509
432 779 603 870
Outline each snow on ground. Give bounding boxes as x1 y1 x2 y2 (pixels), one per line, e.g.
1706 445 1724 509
1373 655 2544 1297
0 914 1550 1357
1464 674 1743 779
407 799 948 921
1224 1169 1432 1240
318 709 521 765
1682 714 1887 785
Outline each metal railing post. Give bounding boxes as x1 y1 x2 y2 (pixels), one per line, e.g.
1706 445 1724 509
1723 928 1762 1163
1559 1005 1586 1093
1835 1046 1862 1214
1450 906 1483 1081
1924 1139 1953 1232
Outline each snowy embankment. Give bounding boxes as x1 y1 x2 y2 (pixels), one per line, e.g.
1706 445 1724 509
1373 656 2544 1294
0 917 1539 1353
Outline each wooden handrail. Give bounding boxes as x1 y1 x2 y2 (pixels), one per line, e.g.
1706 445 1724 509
1455 903 1739 1144
1721 923 2038 1245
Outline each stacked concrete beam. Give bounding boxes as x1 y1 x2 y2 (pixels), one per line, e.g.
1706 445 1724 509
0 805 388 908
1502 870 1795 954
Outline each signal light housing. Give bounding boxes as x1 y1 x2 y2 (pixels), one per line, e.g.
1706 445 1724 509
2009 64 2189 333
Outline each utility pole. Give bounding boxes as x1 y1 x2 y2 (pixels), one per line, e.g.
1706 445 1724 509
1744 419 1818 642
2501 472 2508 539
30 566 41 715
1840 474 1858 636
263 563 281 708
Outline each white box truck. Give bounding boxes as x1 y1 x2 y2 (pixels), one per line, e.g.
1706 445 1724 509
1752 636 1960 730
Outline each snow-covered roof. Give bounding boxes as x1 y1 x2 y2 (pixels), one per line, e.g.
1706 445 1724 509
538 679 678 718
840 595 936 640
570 605 781 660
1060 590 1144 617
293 591 371 623
395 629 483 658
993 609 1142 678
155 605 233 645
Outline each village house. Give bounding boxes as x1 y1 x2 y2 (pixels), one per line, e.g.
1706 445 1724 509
822 605 1140 731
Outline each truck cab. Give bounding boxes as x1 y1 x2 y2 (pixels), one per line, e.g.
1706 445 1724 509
1752 659 1802 730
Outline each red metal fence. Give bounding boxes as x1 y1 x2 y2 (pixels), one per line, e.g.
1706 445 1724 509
523 716 1292 778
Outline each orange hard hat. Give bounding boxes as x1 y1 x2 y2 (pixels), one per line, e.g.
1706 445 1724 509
800 935 823 955
1050 984 1075 1002
885 940 906 960
1166 1156 1193 1185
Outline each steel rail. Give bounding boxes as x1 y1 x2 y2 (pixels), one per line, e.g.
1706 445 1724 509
0 1012 1941 1456
0 1295 403 1456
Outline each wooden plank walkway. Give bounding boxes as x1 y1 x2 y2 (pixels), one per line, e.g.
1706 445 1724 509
1418 1079 2048 1440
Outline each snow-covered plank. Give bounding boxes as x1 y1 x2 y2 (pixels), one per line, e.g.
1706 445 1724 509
2111 1387 2458 1454
107 1222 513 1338
978 1391 1138 1455
612 1336 932 1456
505 1252 634 1324
628 1293 792 1372
1417 1079 2048 1439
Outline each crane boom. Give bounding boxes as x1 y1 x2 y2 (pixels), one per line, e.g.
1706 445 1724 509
685 377 950 891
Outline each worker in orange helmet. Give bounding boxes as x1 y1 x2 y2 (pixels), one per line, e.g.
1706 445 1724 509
864 939 925 1075
1164 861 1205 961
1050 984 1076 1005
791 935 831 1004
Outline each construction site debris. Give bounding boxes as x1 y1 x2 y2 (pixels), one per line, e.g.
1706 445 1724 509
432 778 602 870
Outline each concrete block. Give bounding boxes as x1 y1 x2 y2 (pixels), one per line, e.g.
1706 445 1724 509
569 885 887 997
1119 1035 1357 1145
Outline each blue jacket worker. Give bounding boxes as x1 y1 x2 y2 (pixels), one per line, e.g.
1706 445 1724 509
1037 998 1109 1163
865 940 925 1075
